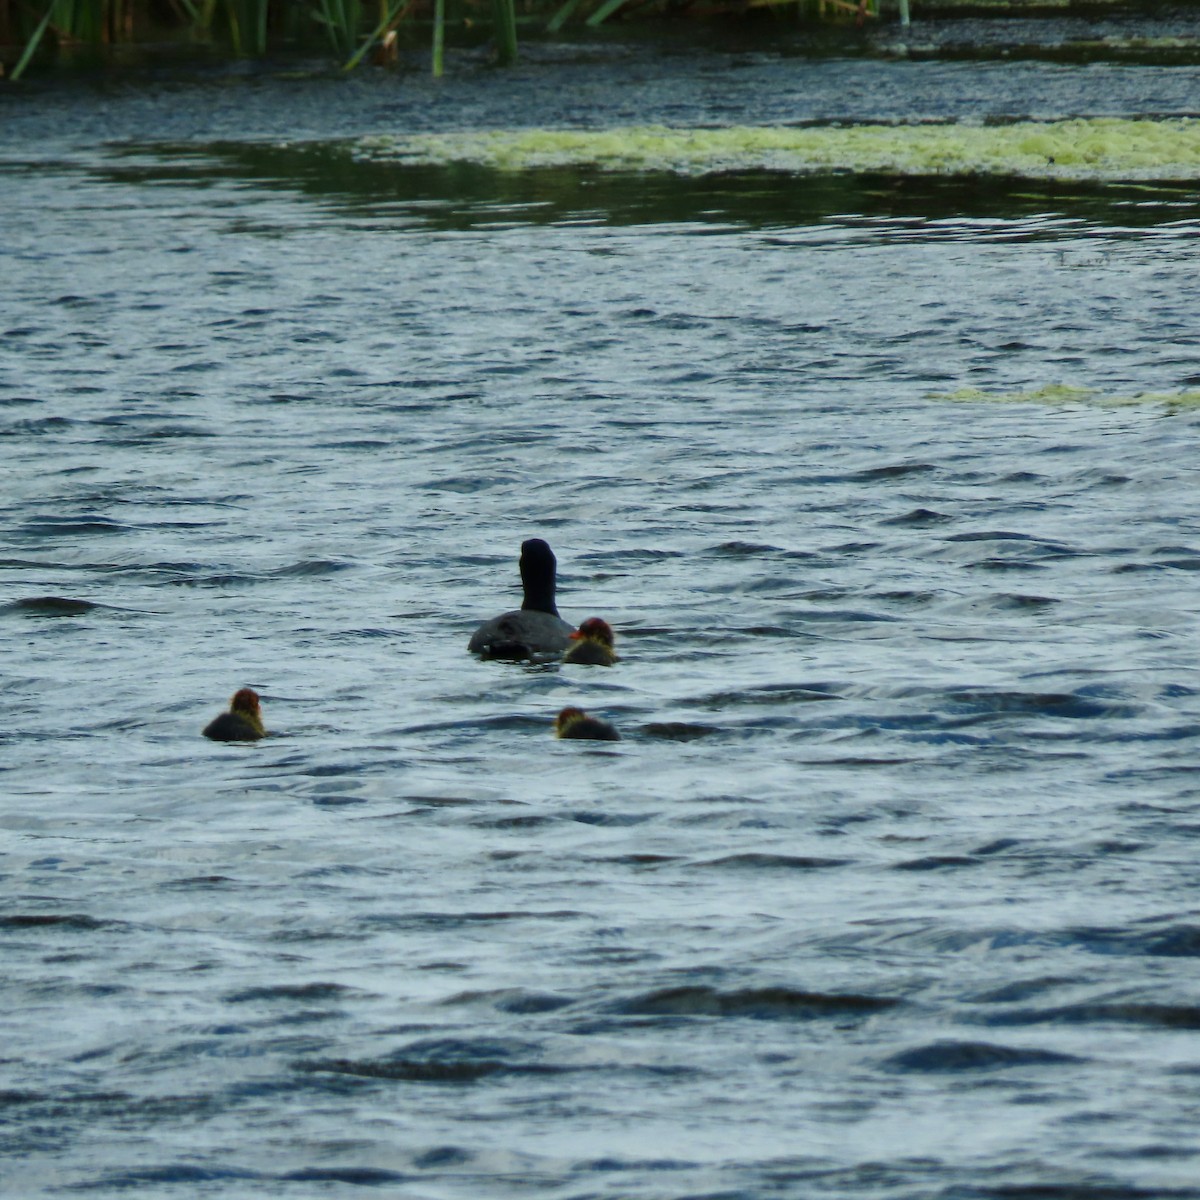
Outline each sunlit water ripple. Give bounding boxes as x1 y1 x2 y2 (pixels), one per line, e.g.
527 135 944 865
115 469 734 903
3 38 1200 1200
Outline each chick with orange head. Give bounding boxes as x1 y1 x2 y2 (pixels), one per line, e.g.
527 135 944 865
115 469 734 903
554 706 620 742
563 617 618 666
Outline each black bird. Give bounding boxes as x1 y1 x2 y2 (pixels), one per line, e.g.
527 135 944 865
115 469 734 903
468 538 574 659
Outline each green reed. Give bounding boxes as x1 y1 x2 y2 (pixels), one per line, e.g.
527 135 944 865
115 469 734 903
491 0 516 64
432 0 444 74
9 0 132 79
343 1 408 69
312 0 361 57
6 0 477 76
2 0 877 81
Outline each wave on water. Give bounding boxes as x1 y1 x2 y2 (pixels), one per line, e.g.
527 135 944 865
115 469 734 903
357 118 1200 180
7 60 1200 1198
607 984 900 1020
297 1037 563 1083
883 1039 1084 1071
1 596 99 616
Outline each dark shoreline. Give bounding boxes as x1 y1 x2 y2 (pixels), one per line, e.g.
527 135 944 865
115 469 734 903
3 0 1199 77
1 9 1198 158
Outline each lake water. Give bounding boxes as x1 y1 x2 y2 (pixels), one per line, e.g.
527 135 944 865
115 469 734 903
4 28 1200 1199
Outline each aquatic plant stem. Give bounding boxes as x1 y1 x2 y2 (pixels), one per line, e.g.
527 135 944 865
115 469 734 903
432 0 444 76
9 1 54 81
491 0 517 64
547 0 586 32
586 0 628 26
343 0 407 69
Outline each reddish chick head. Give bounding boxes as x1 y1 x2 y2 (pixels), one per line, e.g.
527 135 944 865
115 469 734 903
570 617 614 646
555 706 586 731
231 688 261 716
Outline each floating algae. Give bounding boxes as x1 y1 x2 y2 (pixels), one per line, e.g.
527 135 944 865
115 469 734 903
930 386 1200 409
358 118 1200 181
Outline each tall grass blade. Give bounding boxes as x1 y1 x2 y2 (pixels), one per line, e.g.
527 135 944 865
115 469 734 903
546 0 586 32
491 0 517 64
313 0 365 58
255 0 269 54
10 1 56 81
585 0 626 23
432 0 444 76
342 0 407 70
227 3 242 53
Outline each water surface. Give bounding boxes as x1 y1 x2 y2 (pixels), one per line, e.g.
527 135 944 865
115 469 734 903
4 37 1200 1200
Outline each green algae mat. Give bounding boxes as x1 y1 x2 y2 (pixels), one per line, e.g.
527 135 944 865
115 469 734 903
358 118 1200 180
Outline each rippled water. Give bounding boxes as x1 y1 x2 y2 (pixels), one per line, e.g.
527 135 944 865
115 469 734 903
4 38 1200 1200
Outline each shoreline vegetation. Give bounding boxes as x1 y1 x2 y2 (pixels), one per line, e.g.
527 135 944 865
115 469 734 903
1 0 1194 81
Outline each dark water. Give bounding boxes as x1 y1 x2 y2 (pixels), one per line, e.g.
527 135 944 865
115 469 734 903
4 36 1200 1200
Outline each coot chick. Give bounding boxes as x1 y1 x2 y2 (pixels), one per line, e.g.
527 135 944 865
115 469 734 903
555 706 620 741
203 688 267 741
468 538 574 659
563 617 617 666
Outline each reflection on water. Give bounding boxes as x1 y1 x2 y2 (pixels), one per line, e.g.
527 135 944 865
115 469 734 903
91 139 1200 232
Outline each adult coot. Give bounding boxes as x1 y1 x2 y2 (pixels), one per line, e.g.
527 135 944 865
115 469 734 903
468 538 574 659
